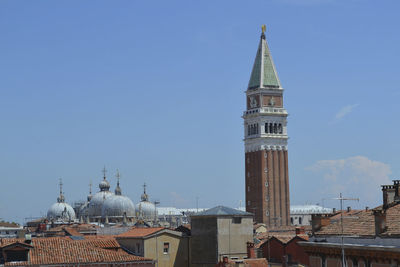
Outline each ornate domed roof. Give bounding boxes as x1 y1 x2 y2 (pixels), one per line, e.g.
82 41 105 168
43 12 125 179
88 190 114 217
136 183 156 219
47 202 76 221
136 201 156 218
88 168 114 217
99 179 110 191
47 179 76 221
99 166 111 192
79 201 90 216
102 195 135 218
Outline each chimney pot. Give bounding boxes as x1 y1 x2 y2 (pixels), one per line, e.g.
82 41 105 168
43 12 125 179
246 242 256 258
24 234 32 244
347 206 351 212
295 227 305 235
332 208 336 213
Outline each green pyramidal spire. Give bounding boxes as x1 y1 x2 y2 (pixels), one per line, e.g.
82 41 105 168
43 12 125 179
248 28 281 90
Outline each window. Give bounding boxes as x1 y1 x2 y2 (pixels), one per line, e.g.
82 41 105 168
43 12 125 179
4 250 28 262
163 242 169 254
248 200 250 205
247 186 250 192
299 217 302 225
265 181 268 187
265 195 269 201
232 217 242 224
136 243 140 254
352 258 358 267
321 256 326 267
290 217 294 225
266 210 269 216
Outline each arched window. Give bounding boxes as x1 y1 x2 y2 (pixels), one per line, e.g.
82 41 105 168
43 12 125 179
269 124 273 134
290 217 294 225
274 123 278 134
265 123 268 133
248 125 251 136
279 124 283 134
299 217 302 225
256 124 259 134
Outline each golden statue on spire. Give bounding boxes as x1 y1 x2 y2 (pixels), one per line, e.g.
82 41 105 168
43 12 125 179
261 24 266 34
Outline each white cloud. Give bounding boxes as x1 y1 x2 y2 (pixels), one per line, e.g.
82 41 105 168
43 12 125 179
306 156 391 205
334 104 359 120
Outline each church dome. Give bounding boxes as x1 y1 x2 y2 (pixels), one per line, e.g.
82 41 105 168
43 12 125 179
88 190 114 217
102 195 135 218
136 201 156 218
47 179 76 221
88 171 114 217
136 183 156 219
47 202 76 221
99 179 110 191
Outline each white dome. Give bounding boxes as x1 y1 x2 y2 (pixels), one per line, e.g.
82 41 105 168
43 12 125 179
88 191 114 217
102 195 135 218
136 201 156 219
79 202 89 217
47 202 76 221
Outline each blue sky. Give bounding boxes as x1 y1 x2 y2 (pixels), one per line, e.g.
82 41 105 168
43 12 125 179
1 0 399 223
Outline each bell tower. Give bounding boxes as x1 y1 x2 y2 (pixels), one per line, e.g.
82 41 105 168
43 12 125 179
243 26 290 226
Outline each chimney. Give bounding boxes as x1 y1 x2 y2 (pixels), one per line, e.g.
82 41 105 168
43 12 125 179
24 234 32 244
374 210 387 235
394 180 400 203
332 208 336 213
382 184 396 208
223 256 229 263
312 214 331 234
365 207 369 211
347 206 351 212
295 227 305 235
247 242 256 258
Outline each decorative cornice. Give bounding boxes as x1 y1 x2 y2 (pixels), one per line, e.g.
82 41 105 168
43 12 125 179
243 107 288 117
244 137 288 153
245 88 284 95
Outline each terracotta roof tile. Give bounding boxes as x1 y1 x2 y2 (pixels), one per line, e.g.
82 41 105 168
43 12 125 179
255 234 308 248
315 209 375 237
117 227 164 238
1 237 152 266
380 203 400 236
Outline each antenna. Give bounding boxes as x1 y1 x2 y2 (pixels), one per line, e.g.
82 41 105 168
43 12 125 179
332 193 359 267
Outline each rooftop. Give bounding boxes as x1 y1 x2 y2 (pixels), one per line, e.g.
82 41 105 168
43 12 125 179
0 236 153 266
193 205 253 217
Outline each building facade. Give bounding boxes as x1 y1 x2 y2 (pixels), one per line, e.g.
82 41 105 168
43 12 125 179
116 227 189 267
243 27 290 226
190 206 254 267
